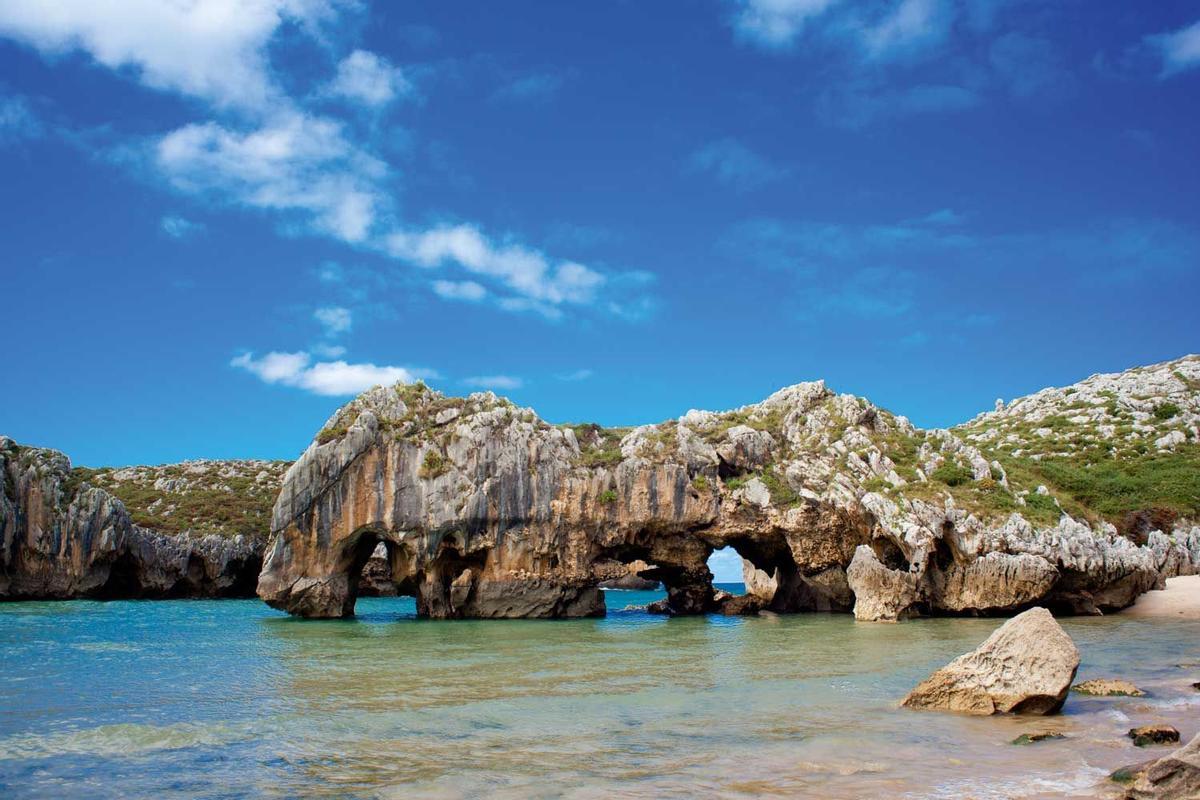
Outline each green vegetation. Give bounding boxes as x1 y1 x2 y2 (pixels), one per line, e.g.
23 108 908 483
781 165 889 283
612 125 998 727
90 466 288 540
761 467 802 507
419 450 448 479
564 423 629 468
1153 402 1180 420
316 425 347 445
598 489 618 504
930 461 973 487
691 475 709 492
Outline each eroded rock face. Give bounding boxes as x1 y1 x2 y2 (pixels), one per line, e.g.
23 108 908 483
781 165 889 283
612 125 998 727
901 608 1080 715
1125 732 1200 800
0 438 263 599
259 359 1200 619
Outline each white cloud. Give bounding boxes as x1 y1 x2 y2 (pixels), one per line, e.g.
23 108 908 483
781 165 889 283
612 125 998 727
432 279 487 302
325 49 412 107
0 0 339 111
462 375 523 391
557 369 593 382
387 224 606 306
160 214 205 238
155 112 386 242
313 305 352 335
732 0 839 48
1147 19 1200 77
231 350 427 396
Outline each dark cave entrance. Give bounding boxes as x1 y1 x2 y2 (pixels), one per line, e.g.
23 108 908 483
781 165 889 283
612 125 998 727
346 533 421 617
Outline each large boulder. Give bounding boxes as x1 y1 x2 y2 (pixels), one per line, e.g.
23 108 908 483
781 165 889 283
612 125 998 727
901 607 1080 715
1125 732 1200 800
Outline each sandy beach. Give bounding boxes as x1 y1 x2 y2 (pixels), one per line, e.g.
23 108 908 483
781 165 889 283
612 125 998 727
1123 574 1200 620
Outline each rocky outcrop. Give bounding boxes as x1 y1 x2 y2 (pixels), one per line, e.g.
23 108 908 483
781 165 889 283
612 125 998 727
901 607 1080 715
0 438 265 599
1124 732 1200 800
259 356 1200 619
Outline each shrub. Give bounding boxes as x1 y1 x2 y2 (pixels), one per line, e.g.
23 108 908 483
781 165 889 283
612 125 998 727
419 450 448 479
931 462 973 487
598 489 618 504
1153 402 1181 420
692 475 709 492
316 425 347 445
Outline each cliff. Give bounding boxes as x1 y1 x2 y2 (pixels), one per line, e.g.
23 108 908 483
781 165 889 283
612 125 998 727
257 356 1200 620
0 439 282 599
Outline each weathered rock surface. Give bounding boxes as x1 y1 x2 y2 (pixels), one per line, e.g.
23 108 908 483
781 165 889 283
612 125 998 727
259 356 1200 619
1073 679 1145 697
901 607 1080 715
1 438 265 599
1130 726 1182 747
1124 732 1200 799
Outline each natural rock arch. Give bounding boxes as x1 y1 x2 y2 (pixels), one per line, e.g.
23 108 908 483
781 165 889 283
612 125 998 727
257 380 1178 620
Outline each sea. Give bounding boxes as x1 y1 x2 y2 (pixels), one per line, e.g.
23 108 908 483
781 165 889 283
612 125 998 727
1 583 1197 799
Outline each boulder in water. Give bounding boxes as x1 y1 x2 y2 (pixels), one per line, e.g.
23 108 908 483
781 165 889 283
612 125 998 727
1124 732 1200 799
901 607 1079 715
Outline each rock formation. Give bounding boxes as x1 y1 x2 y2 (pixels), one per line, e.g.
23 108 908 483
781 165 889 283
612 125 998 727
0 438 276 599
1124 732 1200 800
258 355 1200 619
901 607 1080 715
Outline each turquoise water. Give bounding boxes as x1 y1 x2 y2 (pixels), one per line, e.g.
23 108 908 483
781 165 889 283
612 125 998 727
1 589 1198 799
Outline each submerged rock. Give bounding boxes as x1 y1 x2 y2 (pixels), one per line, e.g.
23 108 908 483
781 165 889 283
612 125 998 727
1011 732 1066 745
1124 732 1200 799
1129 726 1182 747
901 607 1080 715
1073 679 1146 697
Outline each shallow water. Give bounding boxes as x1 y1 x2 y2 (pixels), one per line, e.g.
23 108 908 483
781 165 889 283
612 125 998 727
1 587 1197 799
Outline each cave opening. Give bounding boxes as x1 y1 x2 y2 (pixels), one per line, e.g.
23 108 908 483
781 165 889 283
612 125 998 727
706 546 747 595
347 533 421 618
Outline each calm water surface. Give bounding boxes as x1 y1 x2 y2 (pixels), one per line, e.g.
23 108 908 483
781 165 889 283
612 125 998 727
1 586 1197 799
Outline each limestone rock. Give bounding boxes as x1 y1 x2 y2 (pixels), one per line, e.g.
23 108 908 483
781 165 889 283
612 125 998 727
1130 726 1182 747
0 438 263 599
1125 732 1200 799
846 545 920 622
901 607 1080 715
1073 679 1145 697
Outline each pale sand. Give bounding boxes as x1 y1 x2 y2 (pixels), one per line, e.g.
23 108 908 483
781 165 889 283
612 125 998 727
1122 574 1200 619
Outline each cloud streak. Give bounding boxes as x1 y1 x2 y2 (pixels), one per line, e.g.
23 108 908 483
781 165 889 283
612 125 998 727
231 350 432 396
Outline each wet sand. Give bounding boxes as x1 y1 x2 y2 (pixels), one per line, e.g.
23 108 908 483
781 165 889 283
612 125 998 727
1124 575 1200 620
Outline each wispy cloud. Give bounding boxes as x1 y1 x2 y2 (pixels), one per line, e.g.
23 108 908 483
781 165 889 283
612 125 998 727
432 279 487 302
324 50 413 107
313 306 352 336
462 374 523 391
818 81 979 129
730 0 839 49
387 224 607 313
557 369 593 382
1146 18 1200 77
688 138 789 191
231 350 433 396
0 92 40 143
160 214 204 239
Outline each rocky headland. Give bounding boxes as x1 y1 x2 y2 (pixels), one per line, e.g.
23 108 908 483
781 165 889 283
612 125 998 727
0 440 286 599
257 355 1200 619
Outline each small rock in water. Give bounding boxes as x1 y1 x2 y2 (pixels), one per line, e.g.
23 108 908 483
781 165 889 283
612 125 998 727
1073 679 1146 697
1191 682 1200 692
1110 760 1155 785
1011 732 1066 745
1129 725 1181 747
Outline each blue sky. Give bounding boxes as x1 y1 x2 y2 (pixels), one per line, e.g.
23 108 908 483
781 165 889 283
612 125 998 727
2 0 1199 473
